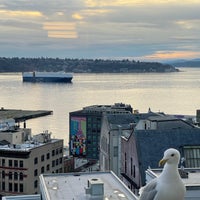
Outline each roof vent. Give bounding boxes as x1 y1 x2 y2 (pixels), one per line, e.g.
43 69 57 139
85 178 104 199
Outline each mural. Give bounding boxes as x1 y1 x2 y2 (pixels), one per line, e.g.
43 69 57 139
70 116 86 156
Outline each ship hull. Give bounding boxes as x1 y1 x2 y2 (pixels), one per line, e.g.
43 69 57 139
22 72 73 83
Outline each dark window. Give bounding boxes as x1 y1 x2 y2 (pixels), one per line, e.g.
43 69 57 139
14 172 18 180
14 183 18 192
52 160 55 167
9 160 12 167
59 157 62 164
46 164 50 171
131 157 133 176
56 159 59 166
41 166 44 173
34 169 38 176
2 159 5 167
46 153 50 160
19 172 23 180
34 180 38 188
9 172 12 180
2 182 5 190
56 149 59 155
125 152 127 174
20 183 23 192
52 150 55 156
19 160 23 168
2 171 5 179
59 148 63 154
34 157 38 164
41 155 45 162
14 160 18 168
9 182 12 192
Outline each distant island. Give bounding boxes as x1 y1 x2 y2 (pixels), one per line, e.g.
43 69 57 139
170 59 200 68
0 57 178 73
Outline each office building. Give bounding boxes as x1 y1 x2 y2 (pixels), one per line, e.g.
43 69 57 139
0 127 63 196
69 103 132 160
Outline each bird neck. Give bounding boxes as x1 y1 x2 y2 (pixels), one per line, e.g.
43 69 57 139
161 163 180 180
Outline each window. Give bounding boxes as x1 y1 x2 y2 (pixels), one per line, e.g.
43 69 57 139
125 152 127 174
34 169 38 176
2 171 5 179
41 155 45 162
2 182 5 190
9 182 12 192
34 180 38 188
41 166 44 173
20 183 23 192
59 157 62 164
9 172 12 180
14 160 18 168
56 159 59 166
52 160 55 167
183 146 200 167
14 183 18 192
52 150 55 156
19 160 23 168
46 164 50 171
19 172 23 180
14 172 18 180
46 153 50 160
131 157 133 176
34 157 38 164
2 159 5 167
9 160 12 167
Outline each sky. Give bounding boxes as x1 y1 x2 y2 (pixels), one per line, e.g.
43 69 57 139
1 0 200 62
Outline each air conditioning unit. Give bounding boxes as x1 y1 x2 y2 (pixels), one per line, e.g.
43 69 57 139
85 178 104 199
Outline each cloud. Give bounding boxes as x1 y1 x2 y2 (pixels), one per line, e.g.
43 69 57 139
43 22 78 39
0 0 200 59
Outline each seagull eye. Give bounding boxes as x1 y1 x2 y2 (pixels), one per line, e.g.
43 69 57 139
171 153 175 157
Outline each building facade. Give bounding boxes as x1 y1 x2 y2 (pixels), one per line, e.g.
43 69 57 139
69 103 132 160
0 128 63 197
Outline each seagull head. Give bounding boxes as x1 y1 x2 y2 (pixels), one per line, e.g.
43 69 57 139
159 148 180 167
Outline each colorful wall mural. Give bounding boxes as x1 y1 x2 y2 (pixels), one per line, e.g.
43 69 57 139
70 116 86 156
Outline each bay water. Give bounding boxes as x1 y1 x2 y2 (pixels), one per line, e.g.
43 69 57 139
0 68 200 145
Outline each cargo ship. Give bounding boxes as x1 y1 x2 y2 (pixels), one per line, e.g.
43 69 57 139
22 71 73 83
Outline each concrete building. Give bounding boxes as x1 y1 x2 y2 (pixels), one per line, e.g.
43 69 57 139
145 168 200 200
69 103 132 160
0 126 63 197
39 171 138 200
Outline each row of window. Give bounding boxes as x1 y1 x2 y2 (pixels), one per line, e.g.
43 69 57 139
1 171 24 180
1 182 24 193
0 159 24 168
34 158 63 176
34 148 63 164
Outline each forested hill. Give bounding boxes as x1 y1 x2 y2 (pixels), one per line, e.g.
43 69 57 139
0 57 178 73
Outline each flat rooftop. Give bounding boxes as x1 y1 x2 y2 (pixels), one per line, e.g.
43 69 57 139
147 168 200 187
0 108 52 122
40 171 138 200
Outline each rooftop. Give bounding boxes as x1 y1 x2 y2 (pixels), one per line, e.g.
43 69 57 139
0 108 52 122
146 168 200 188
39 171 138 200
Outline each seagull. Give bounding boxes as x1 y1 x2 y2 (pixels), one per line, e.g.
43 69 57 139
139 148 186 200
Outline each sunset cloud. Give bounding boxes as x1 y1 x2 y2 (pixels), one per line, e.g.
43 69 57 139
0 0 200 60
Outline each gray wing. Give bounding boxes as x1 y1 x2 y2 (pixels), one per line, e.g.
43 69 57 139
139 178 158 200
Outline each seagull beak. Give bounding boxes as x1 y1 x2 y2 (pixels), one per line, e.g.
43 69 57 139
159 158 168 167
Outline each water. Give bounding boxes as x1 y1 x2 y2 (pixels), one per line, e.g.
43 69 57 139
0 68 200 145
